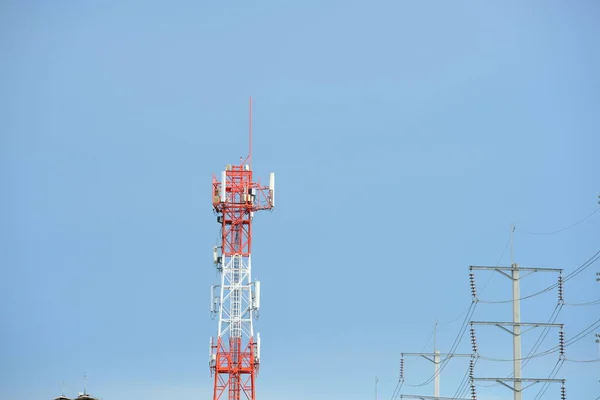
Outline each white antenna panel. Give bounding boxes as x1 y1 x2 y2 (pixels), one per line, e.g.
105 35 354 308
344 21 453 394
254 280 261 310
269 172 275 207
220 171 227 202
257 332 261 361
212 246 218 264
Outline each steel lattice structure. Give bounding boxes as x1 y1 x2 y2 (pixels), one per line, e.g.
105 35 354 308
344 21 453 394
209 99 274 400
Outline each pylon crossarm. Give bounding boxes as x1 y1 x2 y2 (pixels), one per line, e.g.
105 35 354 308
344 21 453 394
402 352 471 358
471 321 563 327
470 265 563 273
474 377 564 394
400 395 471 400
471 320 563 338
473 378 564 383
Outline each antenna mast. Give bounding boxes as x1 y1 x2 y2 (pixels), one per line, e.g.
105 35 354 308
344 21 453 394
209 99 275 400
249 96 252 169
243 96 253 169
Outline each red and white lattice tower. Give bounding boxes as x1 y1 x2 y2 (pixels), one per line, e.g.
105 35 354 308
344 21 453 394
209 98 275 400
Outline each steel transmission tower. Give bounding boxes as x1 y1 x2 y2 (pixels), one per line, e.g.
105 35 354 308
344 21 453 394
469 226 565 399
209 98 275 400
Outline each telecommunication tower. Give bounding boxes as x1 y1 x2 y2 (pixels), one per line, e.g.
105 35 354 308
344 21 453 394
209 98 275 400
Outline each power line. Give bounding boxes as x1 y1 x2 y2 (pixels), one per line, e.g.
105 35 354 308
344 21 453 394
495 297 591 391
451 356 477 399
562 318 600 347
437 304 471 326
469 249 599 399
404 303 477 388
390 380 403 400
419 326 435 353
477 250 600 304
564 298 600 306
479 346 559 362
566 357 600 363
437 235 512 326
526 317 600 355
398 248 599 398
481 305 561 366
562 250 600 283
521 207 600 235
478 286 556 304
533 359 565 400
416 236 511 397
522 304 563 371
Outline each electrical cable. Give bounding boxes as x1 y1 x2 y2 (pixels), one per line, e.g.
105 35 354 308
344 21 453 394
476 313 597 396
522 304 563 370
438 305 472 325
404 310 474 388
478 346 559 362
472 300 563 388
404 302 477 388
561 249 600 283
401 248 600 395
439 235 511 326
564 298 600 306
478 286 557 304
531 317 600 354
451 363 471 398
390 380 403 400
481 317 600 361
419 326 435 353
481 235 512 294
452 356 478 399
533 359 565 400
474 381 503 387
562 318 600 346
521 207 600 235
478 250 600 304
416 303 476 387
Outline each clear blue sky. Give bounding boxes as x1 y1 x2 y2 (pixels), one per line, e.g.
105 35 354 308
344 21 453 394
1 1 599 399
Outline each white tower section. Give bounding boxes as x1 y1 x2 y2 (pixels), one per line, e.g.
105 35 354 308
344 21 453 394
215 254 259 343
